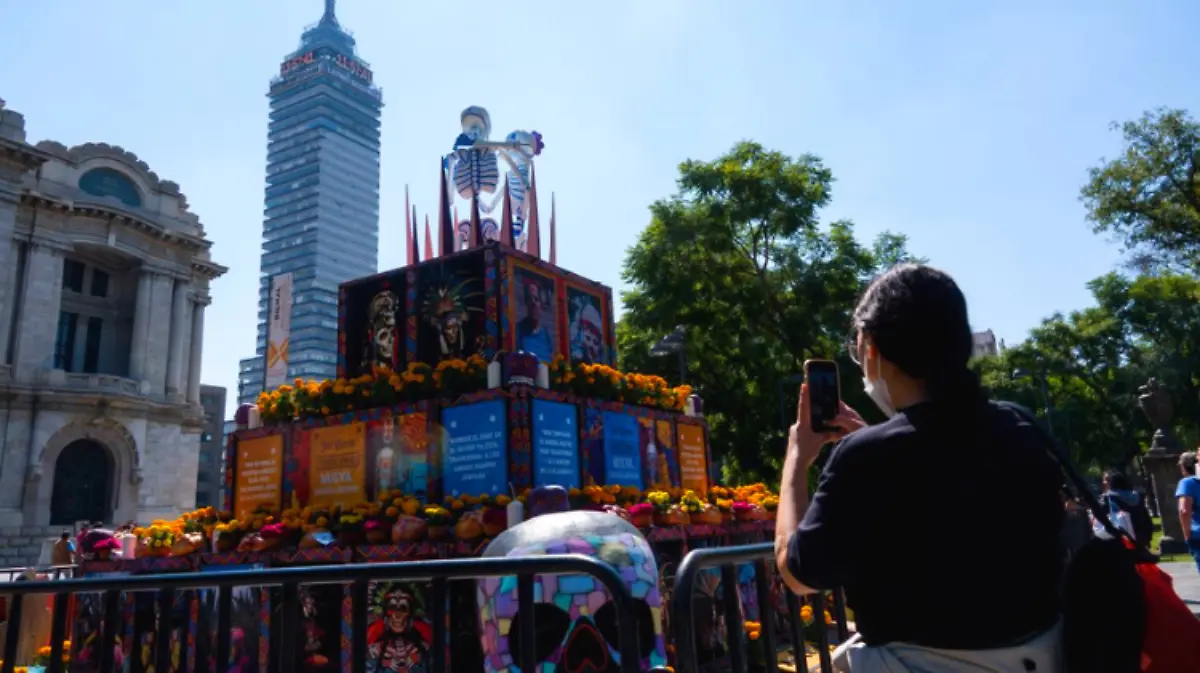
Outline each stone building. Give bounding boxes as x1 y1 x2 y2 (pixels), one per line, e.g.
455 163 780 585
0 104 226 564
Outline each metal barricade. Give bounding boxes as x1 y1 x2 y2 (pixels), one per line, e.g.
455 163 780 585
0 554 641 673
671 543 849 673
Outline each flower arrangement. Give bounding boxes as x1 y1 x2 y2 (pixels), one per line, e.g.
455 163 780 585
423 505 454 539
92 537 121 560
679 490 704 514
628 502 654 528
137 523 177 557
550 356 692 412
33 641 70 668
645 490 673 514
433 354 489 398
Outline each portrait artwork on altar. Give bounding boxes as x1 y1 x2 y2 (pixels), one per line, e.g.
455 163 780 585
566 285 607 365
509 262 559 366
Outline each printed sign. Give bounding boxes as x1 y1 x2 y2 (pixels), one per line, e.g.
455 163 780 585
308 422 367 507
234 435 283 520
602 412 642 488
677 424 708 495
265 272 293 389
532 400 580 489
442 400 507 497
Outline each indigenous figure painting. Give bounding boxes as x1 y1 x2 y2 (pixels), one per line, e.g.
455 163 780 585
417 256 486 365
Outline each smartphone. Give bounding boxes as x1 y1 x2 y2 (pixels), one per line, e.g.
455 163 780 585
804 359 840 432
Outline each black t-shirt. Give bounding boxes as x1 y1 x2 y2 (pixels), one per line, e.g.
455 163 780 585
786 400 1064 649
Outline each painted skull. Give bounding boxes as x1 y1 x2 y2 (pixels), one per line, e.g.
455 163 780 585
527 485 570 519
461 106 492 143
477 511 666 673
368 291 399 370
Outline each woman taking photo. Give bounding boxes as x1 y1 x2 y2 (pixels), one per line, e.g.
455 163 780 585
775 264 1065 671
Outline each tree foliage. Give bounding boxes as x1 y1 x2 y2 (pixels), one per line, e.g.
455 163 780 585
974 272 1200 470
1081 108 1200 272
617 142 918 481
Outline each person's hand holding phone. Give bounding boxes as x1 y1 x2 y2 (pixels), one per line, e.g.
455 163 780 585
789 384 866 468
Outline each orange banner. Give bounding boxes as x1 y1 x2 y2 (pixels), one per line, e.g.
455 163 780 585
235 435 284 521
308 422 367 507
677 424 708 496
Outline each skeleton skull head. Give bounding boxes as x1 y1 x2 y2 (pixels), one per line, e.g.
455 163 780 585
369 291 399 369
477 511 666 673
461 106 492 143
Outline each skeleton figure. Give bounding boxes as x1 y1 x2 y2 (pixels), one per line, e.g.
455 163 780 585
365 291 400 372
476 511 667 673
367 584 432 673
452 107 501 201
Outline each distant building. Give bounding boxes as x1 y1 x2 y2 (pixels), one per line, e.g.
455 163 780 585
0 105 226 564
195 385 227 509
972 329 999 358
236 0 383 405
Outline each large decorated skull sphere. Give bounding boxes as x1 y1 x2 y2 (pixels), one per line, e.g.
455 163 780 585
477 511 667 673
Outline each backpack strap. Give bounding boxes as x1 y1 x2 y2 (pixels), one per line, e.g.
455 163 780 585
995 401 1133 544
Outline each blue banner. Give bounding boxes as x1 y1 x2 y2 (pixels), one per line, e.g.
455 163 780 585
532 400 580 489
602 411 642 488
443 400 508 497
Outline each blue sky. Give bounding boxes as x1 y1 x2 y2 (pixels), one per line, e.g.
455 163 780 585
3 1 1197 418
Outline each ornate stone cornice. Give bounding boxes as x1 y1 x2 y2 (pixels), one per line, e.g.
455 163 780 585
0 137 53 172
192 259 228 280
190 292 213 306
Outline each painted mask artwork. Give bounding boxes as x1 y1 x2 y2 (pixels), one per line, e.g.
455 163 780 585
366 291 400 372
422 280 484 363
477 511 667 673
367 582 433 673
527 485 570 518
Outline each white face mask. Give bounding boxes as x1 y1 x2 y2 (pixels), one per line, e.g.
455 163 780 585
862 357 896 418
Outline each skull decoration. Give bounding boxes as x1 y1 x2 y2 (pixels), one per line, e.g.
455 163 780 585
366 291 400 372
477 511 667 673
526 485 570 519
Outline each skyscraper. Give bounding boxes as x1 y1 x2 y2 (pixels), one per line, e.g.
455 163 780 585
237 0 382 405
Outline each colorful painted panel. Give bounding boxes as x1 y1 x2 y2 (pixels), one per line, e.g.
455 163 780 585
367 413 431 502
676 424 708 496
415 253 488 365
296 584 342 672
565 285 607 365
508 261 559 366
366 581 433 673
339 269 407 379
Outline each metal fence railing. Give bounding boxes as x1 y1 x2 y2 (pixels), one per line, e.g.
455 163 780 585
672 542 849 673
0 555 642 673
0 566 75 583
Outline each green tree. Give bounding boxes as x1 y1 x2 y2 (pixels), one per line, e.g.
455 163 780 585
618 142 917 482
1081 108 1200 272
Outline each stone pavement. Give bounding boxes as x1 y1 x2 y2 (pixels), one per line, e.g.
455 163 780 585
1161 562 1200 616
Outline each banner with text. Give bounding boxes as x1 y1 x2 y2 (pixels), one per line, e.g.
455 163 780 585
677 424 708 495
442 400 507 497
532 400 580 489
265 272 293 389
308 422 367 507
234 434 284 521
602 411 642 488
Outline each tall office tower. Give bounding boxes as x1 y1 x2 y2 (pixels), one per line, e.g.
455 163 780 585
237 0 382 405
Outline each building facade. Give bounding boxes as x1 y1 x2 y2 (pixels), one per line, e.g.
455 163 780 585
972 329 999 359
195 384 227 509
237 0 382 405
0 105 226 564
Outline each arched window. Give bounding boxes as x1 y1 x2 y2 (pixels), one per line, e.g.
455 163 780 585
78 167 142 208
50 439 114 525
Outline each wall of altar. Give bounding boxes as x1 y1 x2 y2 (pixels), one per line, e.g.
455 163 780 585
337 243 615 381
226 390 710 515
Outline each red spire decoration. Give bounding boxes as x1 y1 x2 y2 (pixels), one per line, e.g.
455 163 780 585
500 179 515 247
424 215 434 261
411 204 420 264
469 194 481 248
549 192 557 266
438 163 454 257
526 166 541 259
405 185 414 266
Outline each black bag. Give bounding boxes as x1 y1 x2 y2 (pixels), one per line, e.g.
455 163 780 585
997 402 1149 673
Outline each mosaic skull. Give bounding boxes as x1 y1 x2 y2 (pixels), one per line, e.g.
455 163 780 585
477 511 666 673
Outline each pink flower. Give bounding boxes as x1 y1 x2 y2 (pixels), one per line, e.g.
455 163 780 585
260 523 286 538
731 501 754 513
92 537 121 551
364 520 385 532
629 503 653 516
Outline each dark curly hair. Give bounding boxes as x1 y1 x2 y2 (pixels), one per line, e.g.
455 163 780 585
853 263 985 407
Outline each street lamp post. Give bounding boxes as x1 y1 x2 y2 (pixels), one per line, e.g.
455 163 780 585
650 325 687 385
